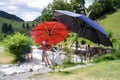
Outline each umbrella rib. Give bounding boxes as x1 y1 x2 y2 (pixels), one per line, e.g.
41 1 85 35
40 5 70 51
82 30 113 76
94 30 100 45
50 23 67 35
52 31 67 40
32 29 49 35
67 22 77 27
50 23 57 34
55 17 75 28
42 22 49 34
33 33 48 39
50 23 60 45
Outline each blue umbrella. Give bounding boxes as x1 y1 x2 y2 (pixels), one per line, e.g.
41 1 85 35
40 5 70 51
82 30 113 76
54 10 112 46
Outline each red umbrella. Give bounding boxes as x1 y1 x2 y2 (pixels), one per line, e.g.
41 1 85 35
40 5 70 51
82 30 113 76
31 21 68 46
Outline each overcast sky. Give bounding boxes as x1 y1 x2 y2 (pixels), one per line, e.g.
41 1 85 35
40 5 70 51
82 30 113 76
0 0 94 21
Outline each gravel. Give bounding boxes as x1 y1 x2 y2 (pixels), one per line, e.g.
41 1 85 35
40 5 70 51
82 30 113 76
0 67 49 80
0 46 94 80
0 47 49 80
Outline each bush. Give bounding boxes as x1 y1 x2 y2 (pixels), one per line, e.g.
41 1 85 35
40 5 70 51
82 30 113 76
2 32 31 62
81 40 86 45
93 54 116 63
63 47 73 62
93 55 102 63
114 49 120 59
101 54 116 61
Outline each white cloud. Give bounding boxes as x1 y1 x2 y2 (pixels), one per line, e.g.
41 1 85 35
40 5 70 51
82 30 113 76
18 12 40 21
0 0 94 21
0 0 53 21
85 0 94 8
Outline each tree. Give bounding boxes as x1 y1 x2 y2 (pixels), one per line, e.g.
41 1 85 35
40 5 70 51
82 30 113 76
89 2 103 19
40 0 71 21
88 0 116 20
2 23 13 34
8 23 13 33
113 0 120 8
22 23 25 28
95 0 116 13
70 0 86 14
26 23 29 29
32 23 35 27
2 23 8 33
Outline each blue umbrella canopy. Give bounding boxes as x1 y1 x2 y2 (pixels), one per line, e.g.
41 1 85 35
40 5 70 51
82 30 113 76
54 10 112 46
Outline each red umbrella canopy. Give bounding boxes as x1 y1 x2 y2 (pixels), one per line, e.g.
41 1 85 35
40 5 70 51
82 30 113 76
31 21 68 46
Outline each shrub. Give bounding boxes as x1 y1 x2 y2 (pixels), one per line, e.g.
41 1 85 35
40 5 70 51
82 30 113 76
81 39 86 45
93 54 116 63
114 49 120 59
63 47 73 63
2 32 31 62
101 54 116 61
93 54 102 63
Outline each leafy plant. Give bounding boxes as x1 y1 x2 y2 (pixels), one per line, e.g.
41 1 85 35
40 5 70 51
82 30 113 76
92 54 102 63
114 49 120 59
81 39 86 45
2 32 31 62
93 53 116 63
63 47 73 63
101 54 116 61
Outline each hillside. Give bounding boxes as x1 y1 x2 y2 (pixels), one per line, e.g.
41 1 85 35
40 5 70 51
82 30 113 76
0 10 40 40
0 17 38 41
98 9 120 33
34 16 40 22
0 10 24 22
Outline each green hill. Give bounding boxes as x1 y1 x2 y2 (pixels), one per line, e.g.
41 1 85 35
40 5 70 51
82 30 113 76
0 10 40 41
99 9 120 33
0 10 24 22
0 17 38 40
98 9 120 48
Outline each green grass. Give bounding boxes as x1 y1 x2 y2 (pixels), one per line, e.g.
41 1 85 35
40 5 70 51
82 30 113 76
46 60 120 80
98 9 120 48
99 9 120 33
28 73 47 80
0 50 15 64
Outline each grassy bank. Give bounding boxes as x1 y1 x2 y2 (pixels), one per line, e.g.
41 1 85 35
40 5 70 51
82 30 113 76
99 9 120 33
46 60 120 80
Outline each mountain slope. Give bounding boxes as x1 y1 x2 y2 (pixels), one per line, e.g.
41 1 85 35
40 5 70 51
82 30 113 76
99 9 120 33
0 10 24 22
0 17 36 41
